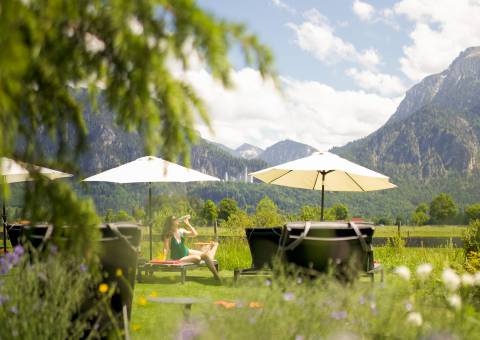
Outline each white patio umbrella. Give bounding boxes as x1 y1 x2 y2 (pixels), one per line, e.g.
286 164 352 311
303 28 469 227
83 156 220 259
1 157 73 252
250 151 396 220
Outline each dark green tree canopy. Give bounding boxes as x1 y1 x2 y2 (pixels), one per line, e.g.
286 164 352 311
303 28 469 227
330 203 348 220
430 193 457 224
201 199 218 224
218 198 238 221
0 0 274 255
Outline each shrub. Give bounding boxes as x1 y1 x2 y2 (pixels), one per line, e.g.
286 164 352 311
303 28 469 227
330 203 348 220
464 220 480 271
253 196 284 227
0 246 117 339
465 204 480 223
411 211 429 226
218 198 239 221
430 193 457 224
220 210 253 230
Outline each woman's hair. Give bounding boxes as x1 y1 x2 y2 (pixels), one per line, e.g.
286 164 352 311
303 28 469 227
161 216 177 240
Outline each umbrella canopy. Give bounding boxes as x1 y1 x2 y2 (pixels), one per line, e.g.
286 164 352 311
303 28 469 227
83 156 219 183
1 157 73 184
1 157 73 253
83 156 220 260
250 151 396 220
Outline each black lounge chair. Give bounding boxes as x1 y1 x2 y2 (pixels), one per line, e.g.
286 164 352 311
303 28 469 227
233 227 283 283
234 221 383 283
279 221 383 281
7 222 142 331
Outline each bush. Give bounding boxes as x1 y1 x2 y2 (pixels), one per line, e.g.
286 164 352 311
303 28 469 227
220 210 253 230
0 246 118 339
464 220 480 272
465 204 480 223
330 203 348 220
411 211 429 226
218 198 239 221
253 196 284 227
430 193 457 224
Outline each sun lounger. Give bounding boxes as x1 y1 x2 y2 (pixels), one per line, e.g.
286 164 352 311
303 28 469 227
137 259 219 284
233 227 282 283
235 222 383 283
279 221 383 282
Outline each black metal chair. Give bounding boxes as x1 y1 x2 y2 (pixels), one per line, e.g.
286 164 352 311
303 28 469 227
234 221 383 283
233 227 283 283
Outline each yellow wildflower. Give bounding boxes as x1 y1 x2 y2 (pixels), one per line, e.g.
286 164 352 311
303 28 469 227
98 283 109 294
138 297 148 306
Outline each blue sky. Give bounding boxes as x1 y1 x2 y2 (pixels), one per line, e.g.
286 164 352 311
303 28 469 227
187 0 480 150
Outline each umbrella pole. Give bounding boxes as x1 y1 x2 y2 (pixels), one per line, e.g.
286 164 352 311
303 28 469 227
2 201 7 253
320 172 326 221
149 182 152 261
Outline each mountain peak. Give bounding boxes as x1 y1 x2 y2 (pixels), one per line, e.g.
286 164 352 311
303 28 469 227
259 139 318 165
235 143 263 159
335 45 480 179
386 46 480 126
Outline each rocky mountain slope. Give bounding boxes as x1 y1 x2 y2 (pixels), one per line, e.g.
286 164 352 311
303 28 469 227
334 46 480 179
258 139 318 165
235 143 264 160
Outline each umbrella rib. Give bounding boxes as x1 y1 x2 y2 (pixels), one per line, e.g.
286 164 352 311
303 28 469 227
345 172 366 192
268 170 293 184
313 171 320 190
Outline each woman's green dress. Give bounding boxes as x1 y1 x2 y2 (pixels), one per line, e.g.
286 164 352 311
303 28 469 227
170 231 189 259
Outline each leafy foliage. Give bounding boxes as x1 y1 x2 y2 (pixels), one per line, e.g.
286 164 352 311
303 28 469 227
201 199 218 226
218 198 239 221
430 193 458 224
465 204 480 223
252 196 284 227
0 0 274 254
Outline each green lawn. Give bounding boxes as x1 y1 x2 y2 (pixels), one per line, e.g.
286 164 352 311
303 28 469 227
130 245 465 339
373 225 467 238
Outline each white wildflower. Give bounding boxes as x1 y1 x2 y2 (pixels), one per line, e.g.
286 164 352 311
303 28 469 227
474 272 480 286
442 268 461 291
461 273 475 287
394 266 411 281
416 263 433 281
447 294 462 310
406 312 423 326
147 36 157 48
84 33 105 53
128 16 144 35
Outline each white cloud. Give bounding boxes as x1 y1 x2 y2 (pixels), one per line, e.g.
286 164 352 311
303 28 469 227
394 0 480 80
346 68 406 97
288 9 381 69
352 1 399 29
353 0 375 21
271 0 296 14
183 66 400 150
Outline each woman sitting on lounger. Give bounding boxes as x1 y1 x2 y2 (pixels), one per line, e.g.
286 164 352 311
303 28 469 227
162 215 221 281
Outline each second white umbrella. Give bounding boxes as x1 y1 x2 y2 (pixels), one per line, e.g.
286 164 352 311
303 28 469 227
250 151 396 220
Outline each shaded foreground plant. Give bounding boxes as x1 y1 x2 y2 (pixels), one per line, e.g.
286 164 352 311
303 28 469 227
0 245 122 339
185 264 480 339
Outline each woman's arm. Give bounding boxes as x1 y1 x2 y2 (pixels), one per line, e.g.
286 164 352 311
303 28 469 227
163 238 170 258
182 218 198 237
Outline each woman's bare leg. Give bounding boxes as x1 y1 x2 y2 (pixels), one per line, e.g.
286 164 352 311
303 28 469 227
200 253 221 281
188 249 203 256
179 254 201 264
207 242 219 259
186 248 221 281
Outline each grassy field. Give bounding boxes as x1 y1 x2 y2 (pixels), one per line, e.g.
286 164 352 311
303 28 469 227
374 225 467 238
130 245 468 339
